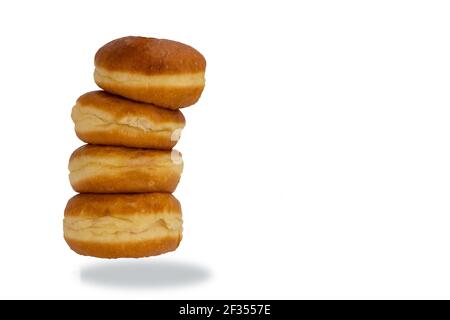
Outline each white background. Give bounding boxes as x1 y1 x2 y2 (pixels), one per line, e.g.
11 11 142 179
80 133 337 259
1 0 450 299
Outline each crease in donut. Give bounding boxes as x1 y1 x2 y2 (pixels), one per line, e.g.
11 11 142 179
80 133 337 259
69 149 182 172
69 160 179 174
65 215 181 231
66 218 176 233
95 67 205 88
68 215 135 228
72 106 181 133
64 215 182 243
74 108 156 132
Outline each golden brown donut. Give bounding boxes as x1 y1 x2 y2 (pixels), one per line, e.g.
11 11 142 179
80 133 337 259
69 145 183 193
94 36 206 109
71 91 185 149
64 193 183 259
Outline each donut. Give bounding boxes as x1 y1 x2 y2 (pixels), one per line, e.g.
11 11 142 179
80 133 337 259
69 145 183 193
94 36 206 109
71 91 185 149
64 193 183 258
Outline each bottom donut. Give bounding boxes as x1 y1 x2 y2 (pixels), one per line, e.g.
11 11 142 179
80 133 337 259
63 193 182 259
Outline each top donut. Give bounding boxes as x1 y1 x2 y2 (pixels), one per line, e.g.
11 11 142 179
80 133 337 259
94 36 206 109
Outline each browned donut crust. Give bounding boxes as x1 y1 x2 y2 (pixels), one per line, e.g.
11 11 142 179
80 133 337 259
94 36 206 109
64 193 182 259
72 91 185 149
94 36 206 75
69 145 183 193
65 237 181 259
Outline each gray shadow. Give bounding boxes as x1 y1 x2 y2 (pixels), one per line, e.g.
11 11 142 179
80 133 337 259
80 260 210 289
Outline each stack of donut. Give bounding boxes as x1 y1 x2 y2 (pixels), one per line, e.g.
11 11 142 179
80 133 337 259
64 36 206 258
